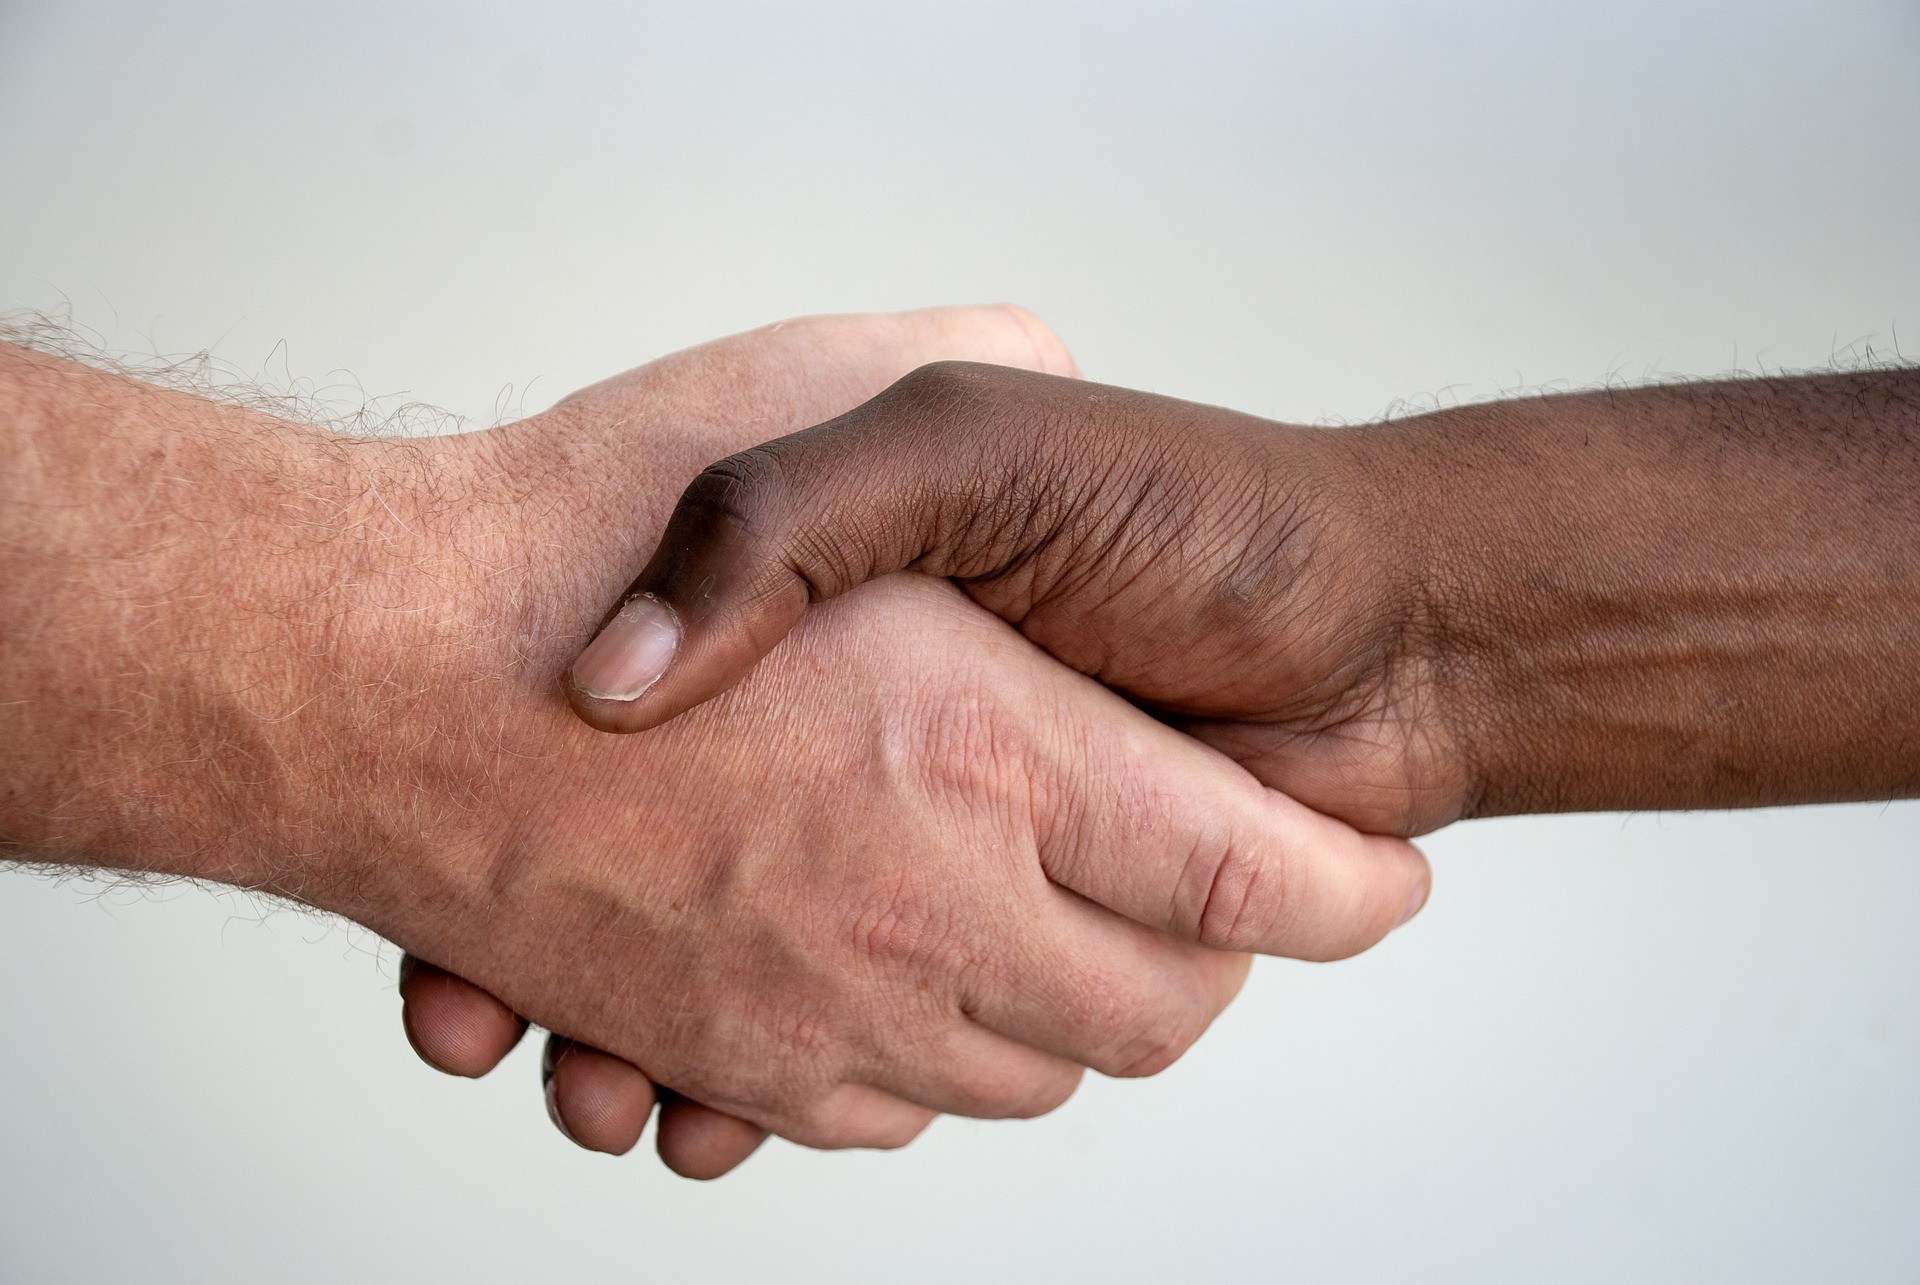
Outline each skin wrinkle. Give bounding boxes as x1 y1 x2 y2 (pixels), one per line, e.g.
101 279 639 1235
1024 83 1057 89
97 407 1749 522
626 357 1915 849
1441 381 1915 812
4 312 1435 1172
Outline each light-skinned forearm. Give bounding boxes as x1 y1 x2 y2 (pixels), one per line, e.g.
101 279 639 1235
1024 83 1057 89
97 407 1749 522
3 311 1427 1152
0 342 480 912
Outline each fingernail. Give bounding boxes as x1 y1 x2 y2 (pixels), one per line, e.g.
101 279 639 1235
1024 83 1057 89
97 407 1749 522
1395 878 1430 929
545 1070 580 1145
571 594 681 701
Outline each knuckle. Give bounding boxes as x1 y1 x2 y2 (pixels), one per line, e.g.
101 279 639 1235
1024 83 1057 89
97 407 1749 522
874 362 1026 451
858 1119 931 1151
928 1055 1083 1121
871 1109 938 1149
854 358 1094 588
911 684 1032 816
673 1015 829 1120
986 303 1076 376
1000 1065 1084 1119
1105 1006 1206 1079
676 444 792 539
786 1113 866 1151
789 1097 929 1152
1176 827 1296 953
848 880 958 970
887 359 994 413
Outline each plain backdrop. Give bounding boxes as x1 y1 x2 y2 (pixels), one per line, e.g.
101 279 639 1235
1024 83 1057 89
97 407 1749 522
1 3 1916 1281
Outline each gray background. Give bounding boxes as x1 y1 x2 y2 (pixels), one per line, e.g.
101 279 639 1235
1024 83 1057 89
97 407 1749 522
1 2 1916 1281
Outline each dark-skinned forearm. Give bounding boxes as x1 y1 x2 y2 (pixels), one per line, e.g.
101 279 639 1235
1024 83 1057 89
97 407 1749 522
1359 370 1920 817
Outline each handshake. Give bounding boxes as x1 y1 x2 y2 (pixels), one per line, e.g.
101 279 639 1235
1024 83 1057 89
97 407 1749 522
3 306 1913 1179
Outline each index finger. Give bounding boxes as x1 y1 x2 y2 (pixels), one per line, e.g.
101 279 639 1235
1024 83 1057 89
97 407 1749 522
1035 685 1430 961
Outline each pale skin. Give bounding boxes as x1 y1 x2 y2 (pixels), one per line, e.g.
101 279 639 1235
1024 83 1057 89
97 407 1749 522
0 307 1428 1179
472 349 1918 1164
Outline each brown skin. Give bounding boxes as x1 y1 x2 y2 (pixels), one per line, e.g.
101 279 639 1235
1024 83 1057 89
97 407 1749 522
405 356 1920 1170
398 352 1920 1173
0 309 1428 1181
565 361 1920 835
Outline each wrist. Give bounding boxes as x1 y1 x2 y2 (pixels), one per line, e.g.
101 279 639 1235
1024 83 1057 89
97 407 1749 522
1339 401 1559 819
1356 378 1920 816
1251 420 1484 831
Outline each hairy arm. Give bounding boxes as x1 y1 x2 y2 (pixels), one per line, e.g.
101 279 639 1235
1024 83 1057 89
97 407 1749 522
0 340 422 901
0 337 785 1170
0 312 1427 1176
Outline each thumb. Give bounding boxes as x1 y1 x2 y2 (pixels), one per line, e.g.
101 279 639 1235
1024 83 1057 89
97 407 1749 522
567 360 1094 732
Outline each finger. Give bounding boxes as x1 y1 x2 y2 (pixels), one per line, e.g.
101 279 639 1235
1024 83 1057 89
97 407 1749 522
1182 715 1467 839
568 361 1099 731
541 1035 657 1156
1035 696 1433 962
777 1083 939 1153
864 1021 1086 1121
398 955 528 1078
654 1091 770 1180
965 891 1255 1079
538 304 1079 523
